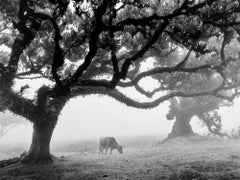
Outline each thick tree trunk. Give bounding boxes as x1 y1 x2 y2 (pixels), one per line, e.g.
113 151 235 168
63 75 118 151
167 113 194 139
21 121 56 163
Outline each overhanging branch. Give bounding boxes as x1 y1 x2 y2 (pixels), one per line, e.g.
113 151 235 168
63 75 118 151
69 84 236 110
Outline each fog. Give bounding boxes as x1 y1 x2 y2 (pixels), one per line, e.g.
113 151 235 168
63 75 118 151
1 94 240 149
0 95 171 145
1 58 239 151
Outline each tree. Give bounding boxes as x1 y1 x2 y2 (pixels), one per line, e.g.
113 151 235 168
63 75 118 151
1 0 240 163
163 40 240 139
149 0 240 139
163 11 240 138
166 96 231 139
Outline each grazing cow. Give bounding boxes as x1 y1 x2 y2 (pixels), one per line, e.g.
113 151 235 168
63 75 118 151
99 137 123 155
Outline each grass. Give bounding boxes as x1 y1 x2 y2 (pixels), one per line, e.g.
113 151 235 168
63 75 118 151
0 136 240 180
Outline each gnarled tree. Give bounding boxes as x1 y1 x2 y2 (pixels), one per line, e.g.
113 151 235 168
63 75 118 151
166 96 231 139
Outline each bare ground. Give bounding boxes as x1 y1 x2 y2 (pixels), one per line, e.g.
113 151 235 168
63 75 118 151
1 136 240 180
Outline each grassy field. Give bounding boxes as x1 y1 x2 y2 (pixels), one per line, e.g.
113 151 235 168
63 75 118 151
1 136 240 180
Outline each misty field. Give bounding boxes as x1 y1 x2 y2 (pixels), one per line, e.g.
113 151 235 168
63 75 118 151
1 136 240 180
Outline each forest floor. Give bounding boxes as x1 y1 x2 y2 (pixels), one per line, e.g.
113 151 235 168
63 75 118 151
1 136 240 180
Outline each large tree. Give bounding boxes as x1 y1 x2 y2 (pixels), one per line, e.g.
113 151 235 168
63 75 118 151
1 0 240 163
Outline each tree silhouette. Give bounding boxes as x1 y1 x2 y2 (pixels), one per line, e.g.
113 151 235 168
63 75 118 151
166 96 231 139
1 0 240 163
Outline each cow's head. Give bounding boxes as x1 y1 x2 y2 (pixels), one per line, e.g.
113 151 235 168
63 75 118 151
118 145 123 154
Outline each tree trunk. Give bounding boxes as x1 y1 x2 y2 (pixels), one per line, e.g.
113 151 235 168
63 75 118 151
21 120 56 163
167 113 194 139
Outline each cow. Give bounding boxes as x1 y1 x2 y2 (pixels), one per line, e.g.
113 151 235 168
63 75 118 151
99 137 123 155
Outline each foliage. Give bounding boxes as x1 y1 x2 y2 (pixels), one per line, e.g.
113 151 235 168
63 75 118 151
1 0 240 108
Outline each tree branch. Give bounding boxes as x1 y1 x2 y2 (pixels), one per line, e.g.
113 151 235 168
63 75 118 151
70 0 109 84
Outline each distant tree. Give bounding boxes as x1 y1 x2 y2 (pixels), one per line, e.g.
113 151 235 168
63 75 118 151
148 0 240 139
1 0 240 163
163 37 239 139
166 96 231 139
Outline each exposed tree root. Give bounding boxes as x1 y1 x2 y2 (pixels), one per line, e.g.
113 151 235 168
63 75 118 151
0 152 56 167
156 133 201 145
20 152 55 164
0 157 20 168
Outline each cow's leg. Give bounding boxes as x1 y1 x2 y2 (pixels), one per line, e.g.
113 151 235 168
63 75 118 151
105 147 109 155
99 147 102 155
